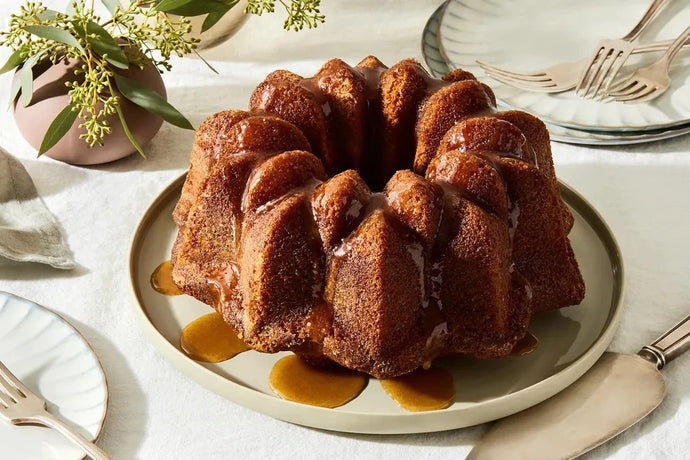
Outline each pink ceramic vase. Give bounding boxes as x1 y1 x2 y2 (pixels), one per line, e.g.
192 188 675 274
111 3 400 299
13 58 166 165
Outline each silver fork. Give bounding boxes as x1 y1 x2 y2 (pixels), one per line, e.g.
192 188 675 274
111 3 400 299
607 25 690 103
476 40 686 93
0 360 111 460
575 0 671 98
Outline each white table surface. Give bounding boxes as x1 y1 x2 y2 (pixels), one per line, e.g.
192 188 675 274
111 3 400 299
1 1 689 459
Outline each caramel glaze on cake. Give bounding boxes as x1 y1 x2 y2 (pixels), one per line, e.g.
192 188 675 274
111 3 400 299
171 57 585 379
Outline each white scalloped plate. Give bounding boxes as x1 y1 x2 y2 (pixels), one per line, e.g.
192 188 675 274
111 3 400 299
439 0 690 131
0 292 108 460
423 2 690 145
129 174 624 434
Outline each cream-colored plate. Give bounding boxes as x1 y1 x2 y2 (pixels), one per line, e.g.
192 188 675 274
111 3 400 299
439 0 690 132
0 292 108 459
129 174 623 434
423 2 690 145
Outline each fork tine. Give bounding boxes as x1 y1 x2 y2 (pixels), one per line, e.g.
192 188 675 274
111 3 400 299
483 70 556 87
589 50 622 98
476 61 547 79
605 76 631 94
608 80 642 97
576 46 606 94
0 361 30 397
480 66 551 82
0 382 12 404
476 61 546 77
582 49 615 96
600 56 629 94
614 84 652 102
629 87 663 103
630 85 656 102
489 79 564 94
483 72 560 92
580 48 617 96
0 374 22 402
613 81 647 100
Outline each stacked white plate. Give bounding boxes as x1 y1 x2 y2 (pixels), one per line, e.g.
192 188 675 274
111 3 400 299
425 0 690 145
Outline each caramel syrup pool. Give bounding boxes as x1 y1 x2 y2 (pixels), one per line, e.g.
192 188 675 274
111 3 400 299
380 366 455 412
167 263 539 412
151 260 183 295
180 312 250 362
269 355 367 408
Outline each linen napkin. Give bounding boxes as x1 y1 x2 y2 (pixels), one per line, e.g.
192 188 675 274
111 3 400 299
0 148 74 269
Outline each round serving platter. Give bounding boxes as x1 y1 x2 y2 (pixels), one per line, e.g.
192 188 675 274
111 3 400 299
423 2 690 145
438 0 690 132
129 173 623 434
0 292 108 460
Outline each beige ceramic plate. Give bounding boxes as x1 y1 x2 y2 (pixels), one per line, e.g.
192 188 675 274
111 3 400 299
129 174 623 434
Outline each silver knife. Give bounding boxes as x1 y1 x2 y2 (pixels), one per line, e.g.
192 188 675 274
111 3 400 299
468 314 690 460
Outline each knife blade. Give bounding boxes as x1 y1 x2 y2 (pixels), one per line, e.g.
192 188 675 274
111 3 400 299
468 313 690 460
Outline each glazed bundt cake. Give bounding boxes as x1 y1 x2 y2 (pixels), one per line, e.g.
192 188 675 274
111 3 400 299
171 56 585 379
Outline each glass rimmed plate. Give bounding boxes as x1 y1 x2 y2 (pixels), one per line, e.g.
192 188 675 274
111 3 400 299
0 292 108 459
129 174 623 434
424 2 690 145
438 0 690 132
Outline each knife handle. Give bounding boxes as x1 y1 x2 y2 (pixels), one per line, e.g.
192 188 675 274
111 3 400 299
638 313 690 369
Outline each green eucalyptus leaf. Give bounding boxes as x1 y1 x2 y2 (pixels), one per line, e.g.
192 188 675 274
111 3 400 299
86 22 129 69
157 0 233 16
0 49 25 75
8 76 22 108
113 74 193 130
18 53 41 107
100 0 120 15
115 104 146 158
38 103 78 156
193 49 218 74
201 6 231 32
36 9 59 21
24 25 83 53
155 0 197 13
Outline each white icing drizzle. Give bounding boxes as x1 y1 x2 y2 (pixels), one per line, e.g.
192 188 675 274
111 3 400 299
253 193 290 216
311 264 323 300
333 241 352 258
321 101 332 117
525 281 533 301
429 260 444 311
425 322 448 348
423 321 449 367
206 263 240 309
346 199 363 219
507 197 520 240
405 241 427 308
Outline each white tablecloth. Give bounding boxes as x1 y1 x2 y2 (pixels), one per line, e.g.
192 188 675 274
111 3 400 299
1 1 688 458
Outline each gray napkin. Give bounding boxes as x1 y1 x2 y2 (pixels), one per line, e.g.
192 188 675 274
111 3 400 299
0 148 74 269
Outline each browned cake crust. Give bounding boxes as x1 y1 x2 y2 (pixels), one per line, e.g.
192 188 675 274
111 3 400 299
171 56 585 379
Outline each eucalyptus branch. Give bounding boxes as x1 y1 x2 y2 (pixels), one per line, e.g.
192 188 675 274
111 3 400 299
0 0 326 156
247 0 324 31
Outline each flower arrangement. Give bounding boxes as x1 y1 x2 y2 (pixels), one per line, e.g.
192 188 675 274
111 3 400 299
0 0 325 157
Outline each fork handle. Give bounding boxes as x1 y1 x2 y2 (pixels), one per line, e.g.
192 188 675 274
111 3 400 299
34 413 112 460
633 39 690 54
624 0 670 41
659 25 690 69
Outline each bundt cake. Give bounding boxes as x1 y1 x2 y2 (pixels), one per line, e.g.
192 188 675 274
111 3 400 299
170 56 585 379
